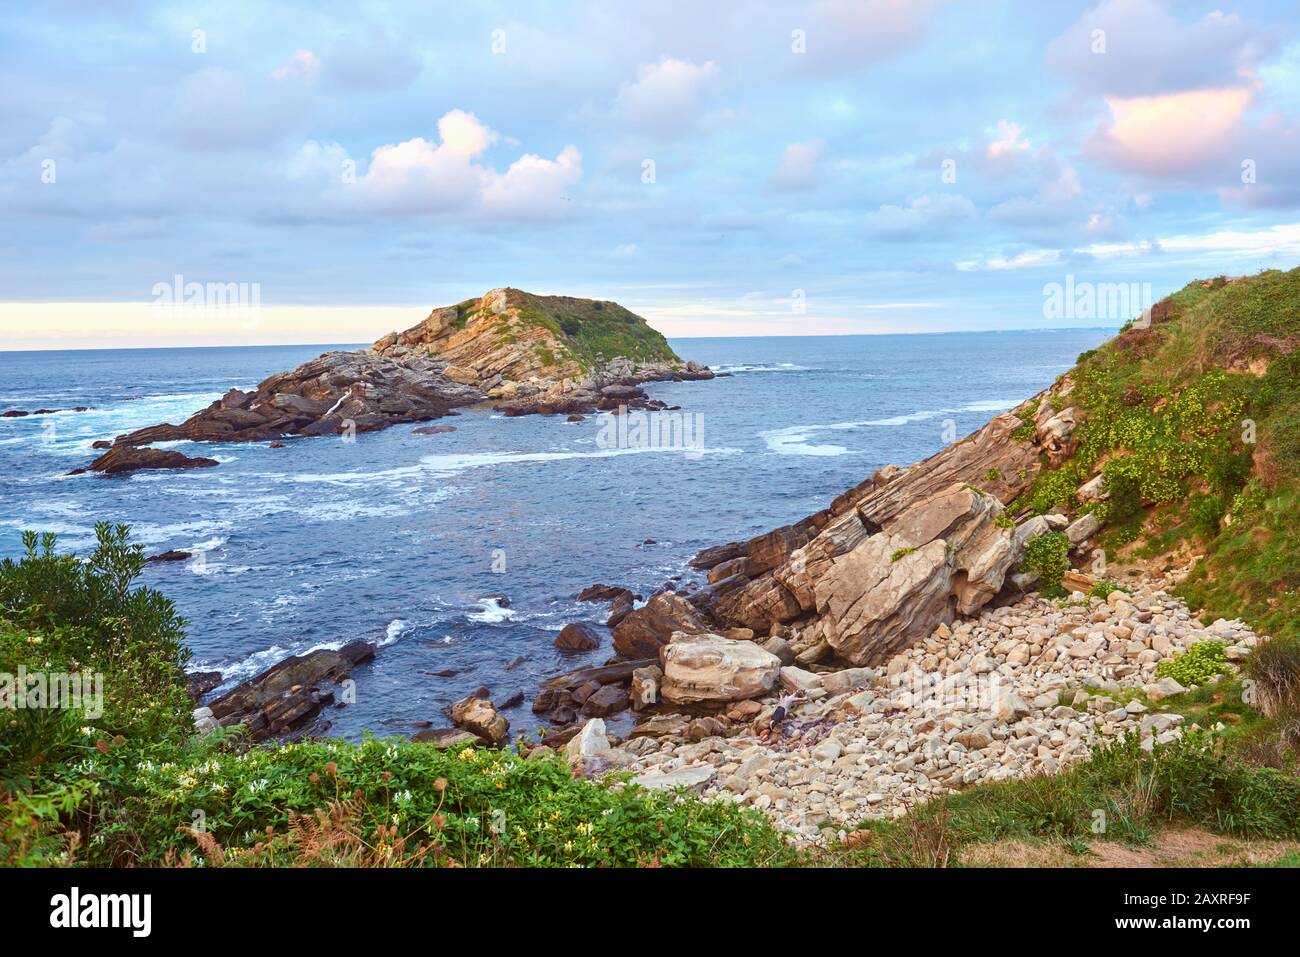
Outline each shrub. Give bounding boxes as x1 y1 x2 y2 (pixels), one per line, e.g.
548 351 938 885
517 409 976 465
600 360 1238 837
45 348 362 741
1188 492 1226 541
1156 640 1230 687
1245 636 1300 719
1020 532 1070 594
1087 581 1126 600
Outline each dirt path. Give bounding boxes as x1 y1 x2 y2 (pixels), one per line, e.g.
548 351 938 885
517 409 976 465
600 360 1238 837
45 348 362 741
961 828 1299 867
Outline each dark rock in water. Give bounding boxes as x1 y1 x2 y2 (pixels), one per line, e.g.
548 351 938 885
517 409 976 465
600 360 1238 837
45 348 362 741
268 441 285 448
483 594 510 608
4 406 89 418
184 670 223 701
566 414 585 422
412 424 456 435
426 668 459 678
577 583 633 603
689 541 747 570
76 445 219 476
499 690 525 709
91 440 111 450
502 656 525 671
581 684 629 717
606 593 636 629
541 658 656 691
411 727 480 749
555 622 602 652
147 549 192 563
208 640 376 742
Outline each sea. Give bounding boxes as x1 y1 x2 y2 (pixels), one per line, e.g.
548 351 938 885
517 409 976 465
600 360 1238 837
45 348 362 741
0 330 1112 739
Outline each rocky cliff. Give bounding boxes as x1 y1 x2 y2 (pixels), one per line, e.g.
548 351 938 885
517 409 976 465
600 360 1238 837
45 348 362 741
573 268 1300 687
79 288 712 472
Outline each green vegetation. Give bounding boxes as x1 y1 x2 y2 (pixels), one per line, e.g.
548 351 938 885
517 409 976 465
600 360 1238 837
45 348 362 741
1020 268 1300 645
890 546 917 562
983 468 1001 482
510 289 680 372
0 527 792 868
1156 640 1230 686
823 729 1300 866
1086 581 1125 600
1020 532 1070 595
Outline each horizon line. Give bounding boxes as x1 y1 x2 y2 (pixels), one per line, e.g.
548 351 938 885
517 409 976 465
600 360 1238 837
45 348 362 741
0 324 1122 355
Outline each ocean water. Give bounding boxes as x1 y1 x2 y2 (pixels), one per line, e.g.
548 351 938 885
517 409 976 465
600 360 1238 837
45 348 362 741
0 330 1111 738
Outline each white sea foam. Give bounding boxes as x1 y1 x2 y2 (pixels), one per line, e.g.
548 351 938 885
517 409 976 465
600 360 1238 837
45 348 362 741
468 598 515 623
281 443 742 486
381 618 409 646
713 362 810 374
760 399 1023 455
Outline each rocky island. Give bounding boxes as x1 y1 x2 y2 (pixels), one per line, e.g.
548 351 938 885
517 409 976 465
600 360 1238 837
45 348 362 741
76 288 713 474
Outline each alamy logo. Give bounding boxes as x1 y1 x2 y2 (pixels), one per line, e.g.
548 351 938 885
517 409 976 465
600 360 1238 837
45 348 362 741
151 273 261 326
595 406 705 459
49 887 151 937
0 667 103 719
1042 274 1154 324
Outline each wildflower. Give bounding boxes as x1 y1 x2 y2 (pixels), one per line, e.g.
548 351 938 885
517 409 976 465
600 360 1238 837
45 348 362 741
458 747 476 761
433 777 447 792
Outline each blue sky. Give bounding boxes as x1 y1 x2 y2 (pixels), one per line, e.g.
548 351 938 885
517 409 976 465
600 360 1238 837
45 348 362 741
2 0 1300 348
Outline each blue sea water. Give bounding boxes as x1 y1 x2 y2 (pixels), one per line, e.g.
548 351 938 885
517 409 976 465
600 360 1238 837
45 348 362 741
0 330 1111 738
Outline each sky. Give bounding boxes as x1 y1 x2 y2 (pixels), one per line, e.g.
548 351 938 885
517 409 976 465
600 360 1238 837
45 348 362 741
2 0 1300 349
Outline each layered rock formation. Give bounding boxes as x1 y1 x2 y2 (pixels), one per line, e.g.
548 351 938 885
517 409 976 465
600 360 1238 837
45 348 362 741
79 288 713 473
199 640 376 742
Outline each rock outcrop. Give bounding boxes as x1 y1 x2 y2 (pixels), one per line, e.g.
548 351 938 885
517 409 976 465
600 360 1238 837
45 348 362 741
660 633 782 704
78 288 714 473
71 446 219 475
207 640 375 742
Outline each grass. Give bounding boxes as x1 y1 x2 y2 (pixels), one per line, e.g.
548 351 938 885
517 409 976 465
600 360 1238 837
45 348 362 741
507 289 680 372
819 729 1300 867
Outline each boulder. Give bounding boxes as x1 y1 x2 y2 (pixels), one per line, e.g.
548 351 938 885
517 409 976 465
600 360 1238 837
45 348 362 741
611 591 710 658
564 718 611 762
554 622 602 652
448 696 510 745
1066 512 1102 546
581 683 629 717
631 765 716 791
660 633 781 704
411 728 480 749
630 665 661 710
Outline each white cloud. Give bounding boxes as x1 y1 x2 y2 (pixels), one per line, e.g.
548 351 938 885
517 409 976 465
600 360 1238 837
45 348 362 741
866 192 976 238
481 145 583 220
272 50 320 82
612 57 719 137
957 249 1062 271
1046 0 1272 98
769 139 826 191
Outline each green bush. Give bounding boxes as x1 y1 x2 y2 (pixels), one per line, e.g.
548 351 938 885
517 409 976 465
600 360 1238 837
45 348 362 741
1188 492 1227 541
1087 581 1126 600
1156 640 1230 687
1020 532 1070 594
